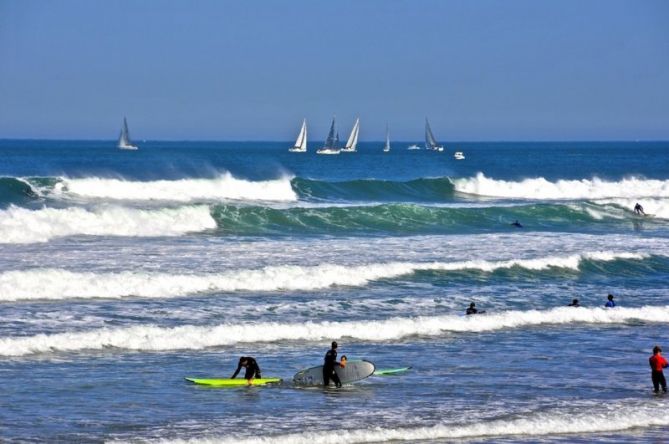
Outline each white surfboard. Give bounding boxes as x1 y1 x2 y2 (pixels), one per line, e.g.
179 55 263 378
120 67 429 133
293 360 375 386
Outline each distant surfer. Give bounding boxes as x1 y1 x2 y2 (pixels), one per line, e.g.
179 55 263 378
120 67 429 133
323 341 342 388
604 294 616 308
567 298 580 307
649 345 668 393
511 220 523 228
231 356 262 383
466 302 485 315
634 203 646 216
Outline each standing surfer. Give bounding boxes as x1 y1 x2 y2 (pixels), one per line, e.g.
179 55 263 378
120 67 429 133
634 203 646 216
231 356 262 383
649 345 668 393
323 341 342 388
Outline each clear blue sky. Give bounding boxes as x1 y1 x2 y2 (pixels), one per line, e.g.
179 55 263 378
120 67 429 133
1 0 668 141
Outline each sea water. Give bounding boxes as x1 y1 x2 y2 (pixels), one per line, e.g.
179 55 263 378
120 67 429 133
0 140 668 443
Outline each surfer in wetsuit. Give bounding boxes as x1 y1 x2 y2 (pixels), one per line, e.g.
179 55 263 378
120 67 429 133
634 203 646 215
466 302 485 315
231 356 261 382
605 294 616 308
323 341 342 388
567 298 580 307
511 220 523 228
649 345 668 393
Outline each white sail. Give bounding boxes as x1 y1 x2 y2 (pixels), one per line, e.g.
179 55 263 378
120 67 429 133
289 119 307 152
341 118 360 152
118 117 138 150
383 125 390 152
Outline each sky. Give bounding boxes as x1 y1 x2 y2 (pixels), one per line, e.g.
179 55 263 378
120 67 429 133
0 0 668 141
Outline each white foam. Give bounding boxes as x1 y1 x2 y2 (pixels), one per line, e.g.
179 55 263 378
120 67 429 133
2 306 668 357
0 205 216 244
596 198 669 219
54 173 297 202
146 401 669 444
0 251 646 301
452 173 669 200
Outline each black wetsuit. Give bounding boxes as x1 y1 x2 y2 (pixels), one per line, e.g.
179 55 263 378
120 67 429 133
231 357 261 379
323 348 342 387
466 307 478 315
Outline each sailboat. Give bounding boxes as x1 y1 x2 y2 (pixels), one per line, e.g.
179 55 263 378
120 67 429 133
424 118 444 152
289 119 307 152
340 118 360 153
383 124 390 152
118 117 138 150
317 117 340 155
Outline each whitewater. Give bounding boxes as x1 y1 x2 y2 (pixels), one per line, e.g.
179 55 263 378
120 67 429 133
1 140 668 443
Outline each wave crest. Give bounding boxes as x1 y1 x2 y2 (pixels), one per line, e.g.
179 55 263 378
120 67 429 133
452 173 669 200
0 252 646 300
1 306 668 357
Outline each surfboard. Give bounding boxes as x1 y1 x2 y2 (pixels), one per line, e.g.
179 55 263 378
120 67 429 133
374 366 412 376
293 360 375 386
185 377 282 386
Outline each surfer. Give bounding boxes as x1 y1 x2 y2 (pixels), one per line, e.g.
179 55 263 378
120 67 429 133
634 203 646 216
511 220 523 228
231 356 262 382
649 345 668 393
323 341 342 388
466 302 485 315
567 298 580 307
604 294 616 308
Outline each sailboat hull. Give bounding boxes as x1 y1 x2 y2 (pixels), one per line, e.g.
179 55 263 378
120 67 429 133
316 148 340 155
118 143 138 150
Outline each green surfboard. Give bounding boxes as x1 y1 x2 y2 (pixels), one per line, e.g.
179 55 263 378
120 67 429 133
374 366 412 376
185 377 282 386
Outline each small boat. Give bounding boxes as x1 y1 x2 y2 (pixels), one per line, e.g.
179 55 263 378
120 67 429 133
454 151 465 160
383 124 390 152
407 144 420 150
425 118 444 152
118 117 138 150
289 119 307 152
340 118 360 153
317 117 340 155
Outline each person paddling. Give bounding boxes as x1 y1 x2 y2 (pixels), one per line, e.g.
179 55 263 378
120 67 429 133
567 298 580 307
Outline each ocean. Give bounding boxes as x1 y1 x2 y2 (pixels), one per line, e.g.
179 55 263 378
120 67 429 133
1 140 668 443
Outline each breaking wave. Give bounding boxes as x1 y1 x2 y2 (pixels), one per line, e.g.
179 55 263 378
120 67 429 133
31 173 297 203
452 173 669 200
2 306 668 356
0 252 647 301
0 205 216 244
147 400 669 443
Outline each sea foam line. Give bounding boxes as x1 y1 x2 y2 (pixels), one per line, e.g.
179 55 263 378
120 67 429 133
452 173 669 200
0 251 647 301
52 173 297 202
2 306 668 357
0 205 217 244
143 401 669 444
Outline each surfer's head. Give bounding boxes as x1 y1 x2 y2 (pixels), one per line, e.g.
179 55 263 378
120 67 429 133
654 345 662 354
607 294 614 301
331 341 338 349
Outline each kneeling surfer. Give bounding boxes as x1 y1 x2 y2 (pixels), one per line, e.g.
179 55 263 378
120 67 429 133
323 341 342 388
231 356 261 383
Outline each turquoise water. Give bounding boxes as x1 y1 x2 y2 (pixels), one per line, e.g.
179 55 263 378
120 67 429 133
1 140 668 443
